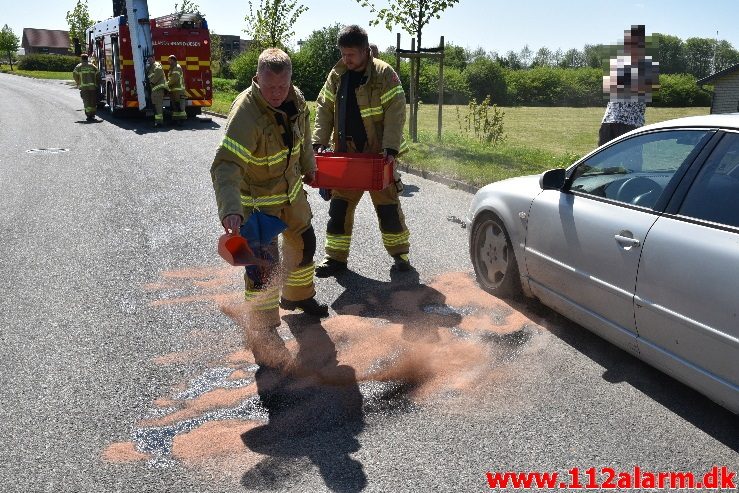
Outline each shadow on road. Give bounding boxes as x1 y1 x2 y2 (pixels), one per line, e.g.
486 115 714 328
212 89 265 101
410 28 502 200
515 298 739 452
241 315 367 492
331 268 462 343
400 183 420 197
93 109 221 134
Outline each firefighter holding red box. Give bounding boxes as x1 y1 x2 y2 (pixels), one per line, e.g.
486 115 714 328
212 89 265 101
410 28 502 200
313 25 412 276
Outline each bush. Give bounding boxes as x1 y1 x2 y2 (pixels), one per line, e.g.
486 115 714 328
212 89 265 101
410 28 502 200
464 58 506 104
418 63 470 104
230 48 260 91
652 73 712 107
17 54 79 72
212 77 238 93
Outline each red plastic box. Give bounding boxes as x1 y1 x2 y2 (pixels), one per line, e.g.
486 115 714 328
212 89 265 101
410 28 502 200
311 152 393 191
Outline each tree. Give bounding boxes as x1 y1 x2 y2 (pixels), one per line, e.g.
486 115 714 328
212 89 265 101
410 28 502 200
531 46 553 67
291 24 343 100
244 0 308 50
0 25 20 70
357 0 461 141
558 48 585 68
713 40 739 73
174 0 202 14
518 44 532 68
684 37 715 78
464 56 506 104
654 33 685 74
499 50 522 70
65 0 93 55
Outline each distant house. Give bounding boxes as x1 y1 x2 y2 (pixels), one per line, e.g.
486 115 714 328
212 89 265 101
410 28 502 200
22 28 71 55
219 35 253 60
698 63 739 114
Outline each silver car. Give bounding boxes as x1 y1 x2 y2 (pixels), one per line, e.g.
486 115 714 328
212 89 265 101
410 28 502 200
466 115 739 413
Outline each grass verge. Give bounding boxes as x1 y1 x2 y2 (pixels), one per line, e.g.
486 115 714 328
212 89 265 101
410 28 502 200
0 67 73 80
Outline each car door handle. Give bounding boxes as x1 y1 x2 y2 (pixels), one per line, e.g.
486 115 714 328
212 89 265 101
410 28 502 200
614 234 640 247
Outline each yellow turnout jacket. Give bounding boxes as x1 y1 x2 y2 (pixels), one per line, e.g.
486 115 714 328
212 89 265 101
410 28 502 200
313 56 407 154
211 79 315 220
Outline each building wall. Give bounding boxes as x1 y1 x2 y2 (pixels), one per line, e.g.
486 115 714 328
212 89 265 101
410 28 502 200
711 71 739 114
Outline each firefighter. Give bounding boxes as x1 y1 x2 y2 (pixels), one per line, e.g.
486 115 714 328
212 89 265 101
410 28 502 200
313 25 411 277
145 55 166 128
211 48 329 367
167 55 187 125
72 54 100 122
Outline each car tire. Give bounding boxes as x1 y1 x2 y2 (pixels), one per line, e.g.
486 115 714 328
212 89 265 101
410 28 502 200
470 212 522 298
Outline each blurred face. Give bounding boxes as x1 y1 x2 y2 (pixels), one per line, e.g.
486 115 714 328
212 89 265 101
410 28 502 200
257 68 292 107
624 33 645 57
169 57 176 66
340 46 369 72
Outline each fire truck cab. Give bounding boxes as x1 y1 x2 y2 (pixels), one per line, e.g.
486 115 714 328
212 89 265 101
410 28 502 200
86 4 212 118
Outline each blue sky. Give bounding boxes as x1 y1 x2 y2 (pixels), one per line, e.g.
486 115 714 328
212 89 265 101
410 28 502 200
4 0 738 55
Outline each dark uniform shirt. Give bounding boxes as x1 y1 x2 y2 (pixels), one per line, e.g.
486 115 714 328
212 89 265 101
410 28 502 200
345 70 367 152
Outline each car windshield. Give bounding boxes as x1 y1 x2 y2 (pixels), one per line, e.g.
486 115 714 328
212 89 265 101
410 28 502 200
569 130 711 207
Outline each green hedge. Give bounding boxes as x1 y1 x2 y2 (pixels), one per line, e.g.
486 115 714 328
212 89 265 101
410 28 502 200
17 54 79 72
652 73 712 107
226 48 711 108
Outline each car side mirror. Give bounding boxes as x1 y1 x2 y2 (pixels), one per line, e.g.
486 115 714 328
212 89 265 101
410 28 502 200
539 168 566 190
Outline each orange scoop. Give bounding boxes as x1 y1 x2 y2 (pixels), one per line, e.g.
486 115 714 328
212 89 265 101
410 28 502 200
217 234 267 266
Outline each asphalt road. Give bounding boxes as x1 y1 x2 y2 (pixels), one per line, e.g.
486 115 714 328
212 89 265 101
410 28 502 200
1 73 736 493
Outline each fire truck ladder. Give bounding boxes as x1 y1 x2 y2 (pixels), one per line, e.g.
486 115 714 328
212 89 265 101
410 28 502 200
126 0 153 110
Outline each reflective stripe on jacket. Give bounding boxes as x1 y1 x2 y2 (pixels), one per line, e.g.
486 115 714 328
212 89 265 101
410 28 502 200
313 57 407 155
72 62 99 90
210 79 316 220
147 62 167 92
167 64 185 92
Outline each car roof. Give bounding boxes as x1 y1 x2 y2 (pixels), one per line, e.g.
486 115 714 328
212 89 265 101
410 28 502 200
639 113 739 132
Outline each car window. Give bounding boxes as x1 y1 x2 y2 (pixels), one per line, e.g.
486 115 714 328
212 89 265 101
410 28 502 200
679 132 739 228
569 130 710 209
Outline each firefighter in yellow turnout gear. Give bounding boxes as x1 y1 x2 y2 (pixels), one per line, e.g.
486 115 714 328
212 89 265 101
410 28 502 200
313 25 412 277
167 55 187 125
211 49 328 364
72 54 100 121
145 55 166 127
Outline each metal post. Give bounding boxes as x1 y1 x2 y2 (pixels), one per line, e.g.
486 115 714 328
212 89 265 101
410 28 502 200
409 38 416 141
438 36 444 141
395 33 401 74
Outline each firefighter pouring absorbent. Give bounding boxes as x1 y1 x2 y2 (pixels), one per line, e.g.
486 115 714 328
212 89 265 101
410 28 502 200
72 53 101 122
211 48 329 368
313 25 412 277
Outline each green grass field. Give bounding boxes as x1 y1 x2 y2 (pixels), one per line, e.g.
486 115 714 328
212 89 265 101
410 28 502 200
0 66 74 80
406 104 709 186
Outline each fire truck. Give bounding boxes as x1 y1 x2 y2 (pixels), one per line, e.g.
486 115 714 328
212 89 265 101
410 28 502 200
86 0 212 117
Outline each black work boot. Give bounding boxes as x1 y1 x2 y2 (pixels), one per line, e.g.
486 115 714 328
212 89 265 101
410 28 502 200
314 257 348 278
279 297 329 318
391 254 413 272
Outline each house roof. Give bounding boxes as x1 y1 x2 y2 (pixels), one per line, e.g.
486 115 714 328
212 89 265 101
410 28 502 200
22 28 70 49
697 62 739 85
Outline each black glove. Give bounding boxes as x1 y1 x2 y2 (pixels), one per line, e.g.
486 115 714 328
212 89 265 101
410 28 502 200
319 188 332 201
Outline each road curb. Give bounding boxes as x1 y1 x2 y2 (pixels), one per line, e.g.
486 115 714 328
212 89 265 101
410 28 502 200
203 109 479 196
